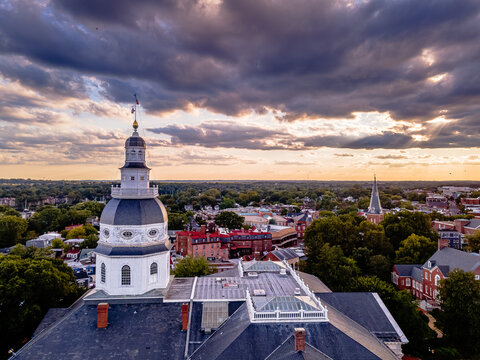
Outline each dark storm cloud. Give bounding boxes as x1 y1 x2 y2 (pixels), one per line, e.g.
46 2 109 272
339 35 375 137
1 0 480 148
0 57 87 98
148 122 295 150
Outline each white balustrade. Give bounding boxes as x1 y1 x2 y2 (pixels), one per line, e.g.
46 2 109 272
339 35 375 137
111 185 159 199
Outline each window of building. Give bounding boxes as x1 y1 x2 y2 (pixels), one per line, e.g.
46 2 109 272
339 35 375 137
435 275 441 286
476 275 480 280
101 263 106 283
130 176 135 181
140 176 145 181
150 262 158 275
424 273 428 280
121 265 131 286
406 278 410 286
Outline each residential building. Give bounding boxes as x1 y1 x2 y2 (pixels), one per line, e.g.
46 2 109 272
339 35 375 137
392 247 480 305
26 232 62 248
0 197 16 207
264 248 300 269
426 194 448 209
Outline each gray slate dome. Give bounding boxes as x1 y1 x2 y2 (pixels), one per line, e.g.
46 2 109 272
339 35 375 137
125 135 146 148
100 198 167 225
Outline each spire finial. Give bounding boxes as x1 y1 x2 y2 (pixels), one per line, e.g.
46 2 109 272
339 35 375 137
133 119 138 131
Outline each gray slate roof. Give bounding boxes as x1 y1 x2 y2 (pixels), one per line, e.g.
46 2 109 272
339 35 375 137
424 247 480 275
412 266 424 282
367 176 383 214
95 243 170 256
394 264 421 277
265 336 333 360
465 219 480 229
189 304 382 360
316 293 401 342
13 302 186 360
269 248 299 261
100 198 167 226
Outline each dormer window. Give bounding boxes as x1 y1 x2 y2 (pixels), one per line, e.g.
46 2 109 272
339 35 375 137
428 261 431 268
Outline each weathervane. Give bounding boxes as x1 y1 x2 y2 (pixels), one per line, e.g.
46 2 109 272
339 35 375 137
131 93 139 130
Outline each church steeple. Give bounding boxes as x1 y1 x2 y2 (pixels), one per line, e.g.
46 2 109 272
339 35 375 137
367 175 383 214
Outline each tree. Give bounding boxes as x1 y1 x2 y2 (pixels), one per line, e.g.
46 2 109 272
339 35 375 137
51 238 68 251
65 224 98 240
214 211 244 230
395 234 436 264
436 270 480 357
0 215 28 247
304 243 360 291
173 256 214 277
79 234 99 249
28 206 62 234
0 205 20 217
382 211 438 250
219 197 236 210
304 214 361 256
465 230 480 253
350 276 435 357
168 213 188 230
0 251 83 356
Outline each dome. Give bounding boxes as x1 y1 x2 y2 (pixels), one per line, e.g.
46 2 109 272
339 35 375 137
125 135 146 148
100 198 167 226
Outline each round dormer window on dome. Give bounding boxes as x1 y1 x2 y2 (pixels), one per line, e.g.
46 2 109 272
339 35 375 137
122 231 134 239
103 229 110 238
148 229 158 237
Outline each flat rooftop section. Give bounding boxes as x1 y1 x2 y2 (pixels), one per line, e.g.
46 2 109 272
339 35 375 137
165 277 195 301
194 272 306 301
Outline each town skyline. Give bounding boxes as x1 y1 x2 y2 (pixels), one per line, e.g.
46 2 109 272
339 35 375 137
1 0 480 180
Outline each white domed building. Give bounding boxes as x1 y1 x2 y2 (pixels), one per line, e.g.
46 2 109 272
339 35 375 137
95 120 171 295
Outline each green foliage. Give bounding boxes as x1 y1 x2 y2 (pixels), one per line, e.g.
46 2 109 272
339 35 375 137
168 213 188 230
51 238 67 250
65 224 98 240
173 256 214 277
465 230 480 253
304 243 360 291
0 250 83 356
0 215 28 247
219 197 236 210
382 211 438 250
350 276 435 357
28 206 62 234
72 201 105 217
395 234 437 264
0 205 20 217
214 211 244 230
79 234 99 249
436 270 480 357
357 196 370 209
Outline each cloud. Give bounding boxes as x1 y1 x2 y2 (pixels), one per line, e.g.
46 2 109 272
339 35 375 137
334 153 354 157
0 0 478 126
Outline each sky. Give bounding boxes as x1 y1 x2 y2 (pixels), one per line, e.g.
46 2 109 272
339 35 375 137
1 0 480 181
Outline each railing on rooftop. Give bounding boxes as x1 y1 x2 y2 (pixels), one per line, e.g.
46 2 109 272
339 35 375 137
281 260 328 316
111 185 158 199
245 289 328 323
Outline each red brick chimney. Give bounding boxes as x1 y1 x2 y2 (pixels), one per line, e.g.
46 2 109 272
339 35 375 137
97 303 109 328
182 303 189 330
200 225 207 235
294 328 305 352
438 238 449 250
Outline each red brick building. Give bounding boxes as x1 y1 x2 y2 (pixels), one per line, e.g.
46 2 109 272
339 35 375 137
176 228 272 260
392 247 480 304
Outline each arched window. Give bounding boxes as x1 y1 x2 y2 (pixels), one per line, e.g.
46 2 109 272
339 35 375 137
121 265 131 286
435 274 441 287
150 262 158 283
101 263 106 283
150 262 158 275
